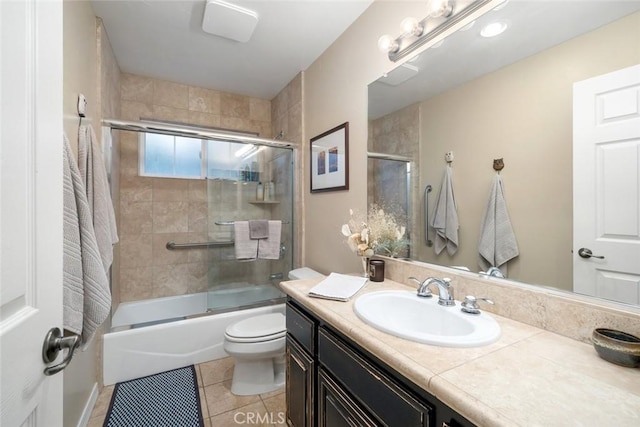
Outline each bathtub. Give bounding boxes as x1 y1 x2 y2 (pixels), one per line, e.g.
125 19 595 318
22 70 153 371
103 284 285 385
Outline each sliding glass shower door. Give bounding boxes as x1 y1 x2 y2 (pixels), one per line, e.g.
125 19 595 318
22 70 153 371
205 140 293 312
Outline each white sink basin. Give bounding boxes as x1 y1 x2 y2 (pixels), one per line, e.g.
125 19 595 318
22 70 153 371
353 290 501 347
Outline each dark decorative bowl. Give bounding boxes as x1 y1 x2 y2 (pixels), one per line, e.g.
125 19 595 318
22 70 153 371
592 328 640 368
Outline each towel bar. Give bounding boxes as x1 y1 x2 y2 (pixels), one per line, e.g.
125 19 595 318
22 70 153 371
215 220 290 225
424 184 433 247
166 240 234 250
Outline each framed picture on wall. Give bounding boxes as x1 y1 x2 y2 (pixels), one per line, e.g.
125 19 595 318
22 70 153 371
310 122 349 193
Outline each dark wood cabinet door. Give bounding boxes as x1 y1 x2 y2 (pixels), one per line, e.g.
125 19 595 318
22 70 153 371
318 369 377 427
286 335 314 427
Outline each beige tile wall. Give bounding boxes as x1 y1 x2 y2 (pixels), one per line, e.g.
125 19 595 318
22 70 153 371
118 73 276 303
271 72 303 268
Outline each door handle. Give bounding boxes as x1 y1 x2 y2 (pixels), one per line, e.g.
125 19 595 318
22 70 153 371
42 327 80 376
578 248 605 259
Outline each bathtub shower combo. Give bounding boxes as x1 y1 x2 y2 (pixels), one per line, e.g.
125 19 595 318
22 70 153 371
103 120 296 388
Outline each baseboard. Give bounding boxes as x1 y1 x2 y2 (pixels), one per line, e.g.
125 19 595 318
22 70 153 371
77 382 99 427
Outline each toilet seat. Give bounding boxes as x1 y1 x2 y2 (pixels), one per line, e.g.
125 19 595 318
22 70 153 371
225 313 285 343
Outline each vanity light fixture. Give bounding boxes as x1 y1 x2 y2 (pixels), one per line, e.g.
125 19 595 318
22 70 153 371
480 20 508 38
378 0 499 62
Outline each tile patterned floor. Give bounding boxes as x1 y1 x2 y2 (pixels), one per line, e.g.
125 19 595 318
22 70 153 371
87 357 286 427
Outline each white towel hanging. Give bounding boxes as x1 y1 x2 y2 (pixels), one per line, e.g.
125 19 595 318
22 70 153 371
478 174 519 274
430 166 459 255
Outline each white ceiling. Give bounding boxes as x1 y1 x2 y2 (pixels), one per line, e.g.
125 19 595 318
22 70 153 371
90 0 373 100
369 0 640 119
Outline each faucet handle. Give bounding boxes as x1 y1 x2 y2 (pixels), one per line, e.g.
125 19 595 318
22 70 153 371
408 276 434 298
461 295 494 315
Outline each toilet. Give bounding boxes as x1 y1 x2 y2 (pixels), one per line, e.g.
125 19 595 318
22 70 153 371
223 267 323 395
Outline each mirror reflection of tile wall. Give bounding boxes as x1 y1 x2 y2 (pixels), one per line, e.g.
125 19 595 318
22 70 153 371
368 104 420 256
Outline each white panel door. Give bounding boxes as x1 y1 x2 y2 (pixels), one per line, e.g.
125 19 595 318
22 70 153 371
573 64 640 305
0 1 64 425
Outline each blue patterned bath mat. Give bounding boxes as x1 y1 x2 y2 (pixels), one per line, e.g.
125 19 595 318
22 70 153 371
103 365 204 427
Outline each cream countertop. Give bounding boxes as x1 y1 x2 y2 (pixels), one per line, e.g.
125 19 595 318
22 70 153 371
280 277 640 427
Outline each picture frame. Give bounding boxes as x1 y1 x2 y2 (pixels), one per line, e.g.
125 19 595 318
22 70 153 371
310 122 349 193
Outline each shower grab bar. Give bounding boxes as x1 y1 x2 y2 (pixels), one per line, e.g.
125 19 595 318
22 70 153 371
424 184 433 247
215 220 290 226
166 240 234 250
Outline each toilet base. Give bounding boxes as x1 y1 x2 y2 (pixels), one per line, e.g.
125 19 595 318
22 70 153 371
230 355 285 396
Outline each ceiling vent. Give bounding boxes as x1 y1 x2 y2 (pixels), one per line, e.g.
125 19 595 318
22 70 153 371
202 0 259 43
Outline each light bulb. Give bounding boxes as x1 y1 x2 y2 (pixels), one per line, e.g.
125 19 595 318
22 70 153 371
377 34 399 53
480 21 508 38
400 17 423 37
427 0 453 18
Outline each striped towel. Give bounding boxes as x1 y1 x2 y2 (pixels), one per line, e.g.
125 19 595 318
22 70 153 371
63 135 111 347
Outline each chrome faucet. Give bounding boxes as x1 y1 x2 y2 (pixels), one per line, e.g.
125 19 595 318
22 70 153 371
483 267 505 278
408 276 455 306
409 277 433 298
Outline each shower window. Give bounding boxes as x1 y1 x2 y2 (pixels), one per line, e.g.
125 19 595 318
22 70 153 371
139 132 206 179
139 132 263 182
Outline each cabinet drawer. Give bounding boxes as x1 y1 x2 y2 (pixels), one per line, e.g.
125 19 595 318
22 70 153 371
286 301 315 354
319 328 431 427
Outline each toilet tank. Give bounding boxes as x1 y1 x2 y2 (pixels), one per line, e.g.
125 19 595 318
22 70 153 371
288 267 323 280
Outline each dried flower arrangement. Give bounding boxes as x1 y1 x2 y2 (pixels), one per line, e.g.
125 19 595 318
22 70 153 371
340 206 409 258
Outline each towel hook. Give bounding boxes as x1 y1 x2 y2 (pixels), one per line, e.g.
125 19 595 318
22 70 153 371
493 158 504 173
445 151 454 165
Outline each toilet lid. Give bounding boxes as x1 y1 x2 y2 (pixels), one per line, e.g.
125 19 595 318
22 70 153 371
225 313 285 340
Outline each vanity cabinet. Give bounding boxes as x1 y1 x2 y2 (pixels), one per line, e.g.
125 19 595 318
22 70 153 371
286 298 475 427
286 302 317 427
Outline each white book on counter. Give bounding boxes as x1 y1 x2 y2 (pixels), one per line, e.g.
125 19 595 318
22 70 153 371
308 272 368 302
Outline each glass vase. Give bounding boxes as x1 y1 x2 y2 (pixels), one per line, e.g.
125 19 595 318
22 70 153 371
361 257 370 278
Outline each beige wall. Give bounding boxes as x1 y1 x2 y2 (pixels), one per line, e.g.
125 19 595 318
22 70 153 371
303 1 427 274
418 11 640 291
62 1 100 425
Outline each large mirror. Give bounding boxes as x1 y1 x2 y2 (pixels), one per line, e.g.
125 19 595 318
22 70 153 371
368 0 640 305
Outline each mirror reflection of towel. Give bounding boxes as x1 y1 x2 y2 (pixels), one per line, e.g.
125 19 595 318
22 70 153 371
430 166 459 255
478 174 519 274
